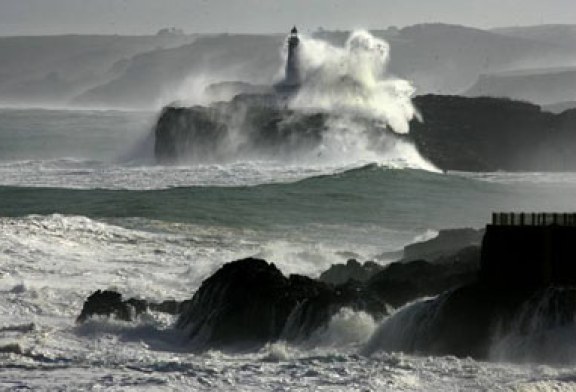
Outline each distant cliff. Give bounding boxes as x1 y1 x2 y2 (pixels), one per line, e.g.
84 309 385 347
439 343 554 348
0 34 196 106
411 95 576 171
464 68 576 105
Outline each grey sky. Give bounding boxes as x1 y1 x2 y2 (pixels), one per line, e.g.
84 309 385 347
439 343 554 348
0 0 574 36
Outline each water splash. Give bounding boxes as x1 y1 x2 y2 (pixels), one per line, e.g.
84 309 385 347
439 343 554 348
490 288 576 364
281 30 435 170
289 30 418 135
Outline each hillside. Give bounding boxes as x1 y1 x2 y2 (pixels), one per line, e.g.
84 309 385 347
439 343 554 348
465 68 576 105
1 24 575 108
76 24 576 108
73 34 285 109
492 24 576 48
0 33 196 106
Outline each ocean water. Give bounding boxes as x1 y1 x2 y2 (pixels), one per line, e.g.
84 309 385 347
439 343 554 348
2 108 576 390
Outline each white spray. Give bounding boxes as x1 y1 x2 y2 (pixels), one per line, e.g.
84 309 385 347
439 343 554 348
283 31 436 170
289 31 417 135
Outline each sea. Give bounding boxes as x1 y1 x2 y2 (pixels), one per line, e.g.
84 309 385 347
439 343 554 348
2 107 576 390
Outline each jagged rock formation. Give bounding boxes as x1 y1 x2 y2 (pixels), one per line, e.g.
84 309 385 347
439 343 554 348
76 290 189 323
175 258 386 349
366 246 480 308
77 244 482 349
76 220 576 361
319 259 384 286
320 229 483 288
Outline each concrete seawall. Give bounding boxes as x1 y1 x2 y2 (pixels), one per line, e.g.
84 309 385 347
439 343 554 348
481 213 576 289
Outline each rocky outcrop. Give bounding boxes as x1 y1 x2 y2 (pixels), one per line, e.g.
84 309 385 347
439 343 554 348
175 258 387 349
172 248 481 348
402 228 484 262
365 282 576 361
77 238 483 348
321 227 483 298
365 223 576 361
155 94 576 171
366 246 480 308
411 95 576 171
76 290 189 323
154 100 326 164
77 234 485 350
319 259 384 285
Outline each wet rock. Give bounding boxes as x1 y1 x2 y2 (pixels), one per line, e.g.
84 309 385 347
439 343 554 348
366 246 480 308
154 103 326 164
176 258 387 349
411 95 576 171
319 259 384 286
402 228 484 262
76 290 189 323
155 94 576 171
366 283 576 360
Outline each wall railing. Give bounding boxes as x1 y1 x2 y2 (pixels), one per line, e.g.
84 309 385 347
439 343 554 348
492 213 576 226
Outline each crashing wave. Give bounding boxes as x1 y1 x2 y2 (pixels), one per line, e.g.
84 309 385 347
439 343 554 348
154 29 436 170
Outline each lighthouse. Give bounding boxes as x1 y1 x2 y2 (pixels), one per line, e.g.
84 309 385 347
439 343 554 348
285 26 301 86
274 26 302 95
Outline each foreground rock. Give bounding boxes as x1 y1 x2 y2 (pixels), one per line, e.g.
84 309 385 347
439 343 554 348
364 282 576 362
320 228 483 300
175 258 387 349
365 219 576 362
77 241 482 349
366 246 480 308
76 290 189 323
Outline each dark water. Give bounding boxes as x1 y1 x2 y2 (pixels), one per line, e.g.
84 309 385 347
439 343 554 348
2 165 576 232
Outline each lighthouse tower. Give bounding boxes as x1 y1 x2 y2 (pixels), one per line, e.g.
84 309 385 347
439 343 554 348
284 26 301 87
273 26 302 96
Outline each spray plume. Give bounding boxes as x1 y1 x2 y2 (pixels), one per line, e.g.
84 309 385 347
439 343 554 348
288 30 418 135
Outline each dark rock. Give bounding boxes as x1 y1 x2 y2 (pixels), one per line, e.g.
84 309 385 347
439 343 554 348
154 102 326 164
402 228 484 262
365 223 576 361
175 258 387 349
366 283 576 361
172 246 482 348
77 246 484 350
366 246 480 308
154 94 576 172
76 290 137 323
76 290 190 323
319 259 384 285
411 95 576 171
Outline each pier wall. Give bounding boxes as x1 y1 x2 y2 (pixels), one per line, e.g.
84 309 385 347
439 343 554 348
481 224 576 288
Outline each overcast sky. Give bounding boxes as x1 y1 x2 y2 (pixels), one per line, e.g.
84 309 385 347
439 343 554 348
0 0 574 36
